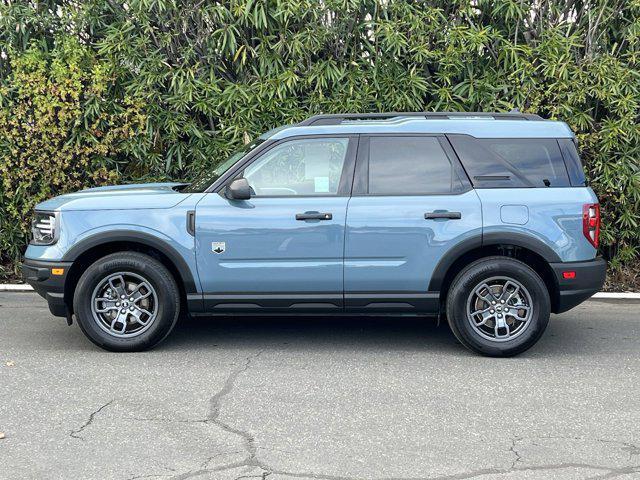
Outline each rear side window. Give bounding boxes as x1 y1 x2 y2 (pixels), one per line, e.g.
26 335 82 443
449 135 571 188
368 136 460 194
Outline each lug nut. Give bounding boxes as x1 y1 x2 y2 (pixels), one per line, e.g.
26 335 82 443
500 300 505 304
121 309 126 314
129 297 133 302
489 309 495 314
121 294 126 299
492 301 496 305
129 306 134 311
116 302 120 307
497 314 503 318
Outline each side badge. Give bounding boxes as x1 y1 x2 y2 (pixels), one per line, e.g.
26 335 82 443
212 242 226 254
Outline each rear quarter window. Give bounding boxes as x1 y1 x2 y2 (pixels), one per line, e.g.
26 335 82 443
558 138 587 186
448 135 572 188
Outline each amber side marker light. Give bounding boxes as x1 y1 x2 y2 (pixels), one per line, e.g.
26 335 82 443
562 271 576 279
51 268 65 276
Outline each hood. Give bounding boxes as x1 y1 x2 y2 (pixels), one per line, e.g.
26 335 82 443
36 182 191 211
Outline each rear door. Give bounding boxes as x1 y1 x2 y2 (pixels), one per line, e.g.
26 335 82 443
344 135 482 313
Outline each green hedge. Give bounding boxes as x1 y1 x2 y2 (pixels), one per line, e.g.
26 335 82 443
1 1 639 282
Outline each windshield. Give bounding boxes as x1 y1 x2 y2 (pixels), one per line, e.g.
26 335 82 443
182 138 265 193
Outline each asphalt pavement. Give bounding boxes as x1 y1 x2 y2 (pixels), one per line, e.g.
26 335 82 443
1 292 639 480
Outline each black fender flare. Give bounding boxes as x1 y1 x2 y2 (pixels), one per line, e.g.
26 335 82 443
62 230 197 293
428 232 561 292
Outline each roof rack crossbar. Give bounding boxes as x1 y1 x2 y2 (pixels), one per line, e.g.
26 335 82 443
298 111 543 126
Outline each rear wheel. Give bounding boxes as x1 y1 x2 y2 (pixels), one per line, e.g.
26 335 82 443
446 256 550 357
73 252 180 351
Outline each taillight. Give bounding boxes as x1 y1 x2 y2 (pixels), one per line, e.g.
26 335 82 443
582 203 600 248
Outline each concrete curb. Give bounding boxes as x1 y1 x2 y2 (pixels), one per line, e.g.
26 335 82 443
0 284 35 291
591 292 640 299
1 284 639 298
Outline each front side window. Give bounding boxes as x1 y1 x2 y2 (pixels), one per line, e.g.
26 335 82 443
243 137 349 196
368 136 456 195
183 138 265 193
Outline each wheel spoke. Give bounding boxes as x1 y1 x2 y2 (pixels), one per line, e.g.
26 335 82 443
129 309 150 326
500 281 520 303
108 275 126 297
475 283 498 304
494 315 510 338
110 313 127 334
136 307 154 318
470 307 494 326
470 306 491 317
508 305 530 321
95 304 118 314
130 282 152 301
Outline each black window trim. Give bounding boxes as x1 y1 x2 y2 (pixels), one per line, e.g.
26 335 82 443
352 133 472 197
211 134 360 198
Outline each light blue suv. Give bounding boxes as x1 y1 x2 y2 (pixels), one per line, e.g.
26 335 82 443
23 112 606 356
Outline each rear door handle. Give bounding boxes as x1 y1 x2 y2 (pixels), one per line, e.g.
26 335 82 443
296 211 332 221
424 211 462 220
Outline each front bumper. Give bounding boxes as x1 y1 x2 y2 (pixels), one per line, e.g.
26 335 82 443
22 259 73 317
550 256 607 313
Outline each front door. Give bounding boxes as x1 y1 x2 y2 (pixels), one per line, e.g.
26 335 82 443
195 135 357 312
344 135 482 313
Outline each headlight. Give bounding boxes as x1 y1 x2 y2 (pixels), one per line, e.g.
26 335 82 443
30 211 60 245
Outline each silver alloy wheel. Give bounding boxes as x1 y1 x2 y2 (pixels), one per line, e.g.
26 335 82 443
91 272 158 338
466 276 533 342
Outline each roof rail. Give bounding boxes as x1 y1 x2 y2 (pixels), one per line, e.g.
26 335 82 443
298 111 544 126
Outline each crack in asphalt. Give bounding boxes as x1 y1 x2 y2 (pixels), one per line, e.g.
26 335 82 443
137 360 640 480
126 474 172 480
164 432 640 480
166 351 269 480
69 399 114 440
162 462 640 480
206 350 265 468
509 435 523 469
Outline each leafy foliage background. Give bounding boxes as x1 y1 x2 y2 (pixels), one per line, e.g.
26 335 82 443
0 0 639 287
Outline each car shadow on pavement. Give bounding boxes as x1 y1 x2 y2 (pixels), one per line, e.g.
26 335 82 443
159 310 616 358
163 314 471 355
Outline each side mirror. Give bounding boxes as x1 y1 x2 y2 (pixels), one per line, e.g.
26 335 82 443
226 178 251 200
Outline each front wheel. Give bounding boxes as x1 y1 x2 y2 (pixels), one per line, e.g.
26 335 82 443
73 252 180 352
446 256 550 357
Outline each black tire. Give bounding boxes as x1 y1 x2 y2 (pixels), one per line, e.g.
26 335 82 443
73 252 180 352
445 256 550 357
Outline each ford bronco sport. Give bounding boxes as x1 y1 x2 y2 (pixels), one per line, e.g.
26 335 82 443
23 112 606 356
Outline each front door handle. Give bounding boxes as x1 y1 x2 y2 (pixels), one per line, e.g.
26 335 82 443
424 211 462 220
296 211 333 221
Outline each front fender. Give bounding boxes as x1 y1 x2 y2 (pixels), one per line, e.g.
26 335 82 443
62 227 198 294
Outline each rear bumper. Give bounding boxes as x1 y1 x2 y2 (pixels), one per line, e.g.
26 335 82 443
550 256 607 314
22 259 73 317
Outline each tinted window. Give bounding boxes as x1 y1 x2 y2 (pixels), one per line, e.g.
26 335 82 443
558 138 587 186
481 138 570 187
447 135 527 188
244 137 348 196
368 136 455 194
449 135 571 188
